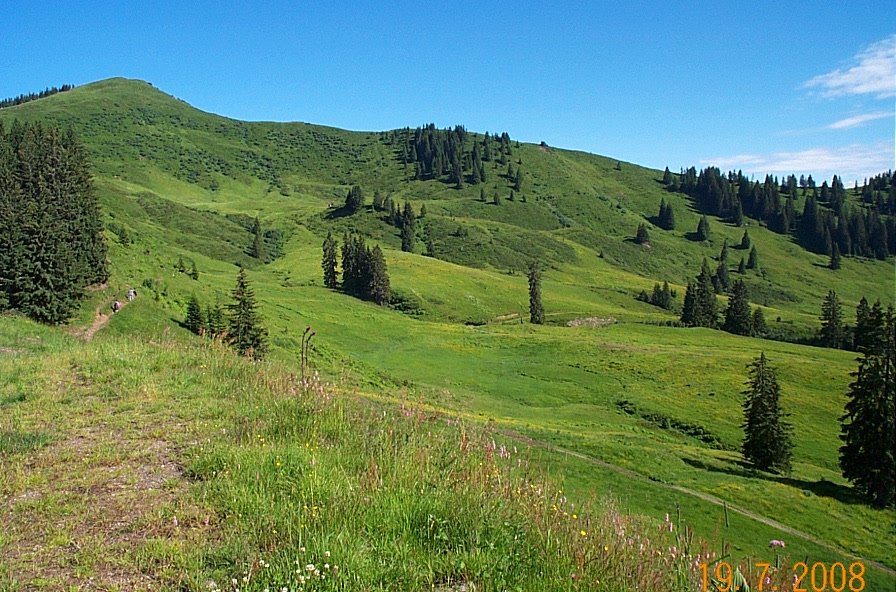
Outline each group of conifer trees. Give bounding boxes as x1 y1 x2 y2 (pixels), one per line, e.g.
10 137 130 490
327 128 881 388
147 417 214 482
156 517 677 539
0 84 74 109
393 125 513 188
183 268 268 360
321 231 391 305
0 120 108 323
743 302 894 508
664 166 895 261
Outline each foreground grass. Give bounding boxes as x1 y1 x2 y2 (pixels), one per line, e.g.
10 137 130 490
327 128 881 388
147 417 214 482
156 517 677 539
7 315 866 591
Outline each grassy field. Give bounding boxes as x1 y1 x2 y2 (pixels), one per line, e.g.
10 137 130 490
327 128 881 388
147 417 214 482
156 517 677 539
1 79 894 590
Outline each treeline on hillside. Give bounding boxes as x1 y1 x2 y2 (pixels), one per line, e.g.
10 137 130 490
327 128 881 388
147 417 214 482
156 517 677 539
390 124 516 189
0 84 75 109
664 167 895 260
0 120 108 323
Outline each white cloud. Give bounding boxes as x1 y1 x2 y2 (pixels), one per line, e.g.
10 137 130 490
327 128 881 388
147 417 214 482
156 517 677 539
827 111 893 129
702 142 894 183
804 34 896 99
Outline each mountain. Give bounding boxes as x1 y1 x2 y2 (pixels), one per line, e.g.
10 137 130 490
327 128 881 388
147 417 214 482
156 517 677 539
1 78 893 588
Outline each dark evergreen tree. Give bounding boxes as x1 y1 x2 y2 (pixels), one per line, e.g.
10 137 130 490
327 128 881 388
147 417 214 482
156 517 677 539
751 307 767 337
696 215 711 241
400 201 416 252
372 190 385 211
714 241 730 293
367 245 391 305
693 258 718 328
819 290 845 349
513 167 523 192
829 242 842 270
190 261 199 281
657 198 676 230
662 167 672 186
322 231 338 289
737 257 746 274
747 246 759 270
249 217 266 261
853 297 875 352
635 223 650 245
527 262 544 325
205 301 226 339
345 184 365 213
740 229 751 250
227 268 268 359
723 279 752 335
742 353 793 474
839 306 895 507
184 294 204 335
680 281 697 326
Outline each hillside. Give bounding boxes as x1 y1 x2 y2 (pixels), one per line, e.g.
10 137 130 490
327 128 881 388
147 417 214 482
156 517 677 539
1 78 894 590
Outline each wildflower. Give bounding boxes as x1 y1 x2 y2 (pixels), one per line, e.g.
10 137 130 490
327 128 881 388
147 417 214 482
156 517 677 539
580 530 587 537
299 546 306 553
306 564 315 572
769 539 786 549
172 515 179 528
324 550 331 557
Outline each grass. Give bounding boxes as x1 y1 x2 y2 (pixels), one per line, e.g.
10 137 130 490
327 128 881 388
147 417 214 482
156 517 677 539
0 78 894 589
6 315 873 591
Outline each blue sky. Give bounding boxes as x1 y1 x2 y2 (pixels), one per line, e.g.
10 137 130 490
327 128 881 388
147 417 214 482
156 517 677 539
2 1 893 183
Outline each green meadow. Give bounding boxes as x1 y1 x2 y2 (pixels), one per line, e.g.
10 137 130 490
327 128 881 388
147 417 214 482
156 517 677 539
1 78 893 590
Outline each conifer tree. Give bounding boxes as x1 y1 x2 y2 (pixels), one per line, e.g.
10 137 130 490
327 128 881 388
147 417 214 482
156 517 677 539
250 217 266 261
227 268 268 359
400 201 416 252
205 301 226 338
322 231 338 289
737 257 746 274
740 229 751 250
367 245 391 305
528 262 544 325
345 185 365 213
819 290 845 349
747 245 759 270
839 306 895 507
723 279 752 335
742 352 793 473
714 241 731 292
853 297 875 352
680 281 697 326
635 223 650 245
185 294 204 335
696 215 711 241
190 261 199 280
694 258 718 327
751 307 767 337
829 242 841 270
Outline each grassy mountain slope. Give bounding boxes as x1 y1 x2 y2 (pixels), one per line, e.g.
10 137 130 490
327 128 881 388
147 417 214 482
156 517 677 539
1 78 894 588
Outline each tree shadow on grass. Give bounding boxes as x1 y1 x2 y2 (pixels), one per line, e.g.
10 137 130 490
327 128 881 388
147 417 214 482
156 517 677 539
681 456 868 507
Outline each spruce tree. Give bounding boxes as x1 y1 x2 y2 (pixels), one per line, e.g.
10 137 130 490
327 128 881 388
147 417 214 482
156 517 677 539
829 242 841 270
742 352 793 474
635 223 650 245
680 281 697 326
714 241 731 292
839 306 895 507
819 290 845 349
345 185 365 213
184 294 204 335
694 258 718 327
696 215 711 241
737 257 746 274
747 246 759 270
322 231 338 289
751 307 767 337
723 279 752 335
190 261 199 281
367 245 391 305
227 268 268 359
206 301 226 339
740 229 751 250
400 201 416 252
527 262 544 325
853 297 874 352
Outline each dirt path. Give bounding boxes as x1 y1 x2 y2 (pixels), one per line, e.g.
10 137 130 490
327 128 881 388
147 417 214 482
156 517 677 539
498 428 896 577
73 298 130 341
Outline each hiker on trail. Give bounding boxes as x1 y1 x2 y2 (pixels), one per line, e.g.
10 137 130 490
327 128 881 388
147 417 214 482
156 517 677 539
112 300 122 313
127 288 136 301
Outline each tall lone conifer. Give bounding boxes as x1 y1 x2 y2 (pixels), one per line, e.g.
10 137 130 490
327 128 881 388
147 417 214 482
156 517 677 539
819 290 845 349
742 353 793 474
839 306 895 507
527 262 544 325
227 268 268 359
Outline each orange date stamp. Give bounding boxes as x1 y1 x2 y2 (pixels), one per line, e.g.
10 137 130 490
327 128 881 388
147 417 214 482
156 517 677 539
699 560 866 591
